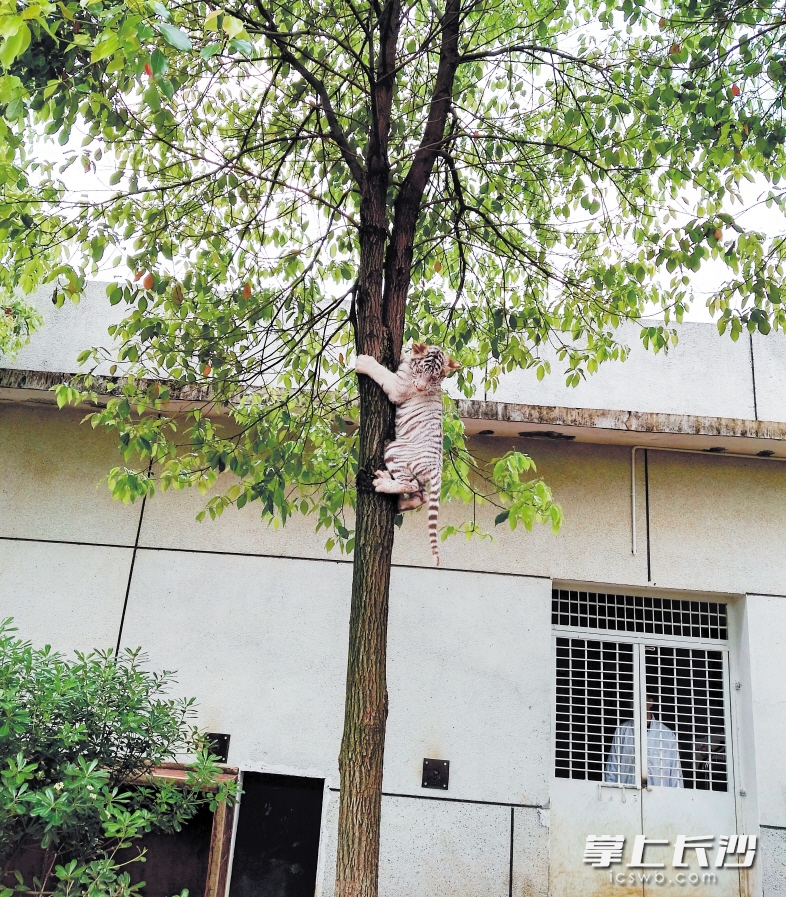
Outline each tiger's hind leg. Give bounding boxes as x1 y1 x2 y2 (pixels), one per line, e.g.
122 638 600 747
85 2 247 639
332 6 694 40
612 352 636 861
373 446 421 495
398 491 426 511
372 467 420 494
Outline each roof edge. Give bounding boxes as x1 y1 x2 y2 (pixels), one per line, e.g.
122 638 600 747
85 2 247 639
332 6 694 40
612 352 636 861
456 399 786 441
3 368 785 452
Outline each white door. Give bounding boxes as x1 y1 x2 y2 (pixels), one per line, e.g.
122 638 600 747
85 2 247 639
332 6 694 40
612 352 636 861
637 644 739 897
549 590 740 897
549 635 644 897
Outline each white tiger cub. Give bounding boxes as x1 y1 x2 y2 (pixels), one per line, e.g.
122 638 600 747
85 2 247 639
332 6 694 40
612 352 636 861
355 343 460 566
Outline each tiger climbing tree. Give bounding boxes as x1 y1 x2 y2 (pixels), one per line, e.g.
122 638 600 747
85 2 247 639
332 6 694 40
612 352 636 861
3 0 786 893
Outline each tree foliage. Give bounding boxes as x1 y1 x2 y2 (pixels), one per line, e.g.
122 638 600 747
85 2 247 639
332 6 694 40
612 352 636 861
2 0 786 537
4 0 786 893
0 620 237 897
0 295 40 360
1 0 785 541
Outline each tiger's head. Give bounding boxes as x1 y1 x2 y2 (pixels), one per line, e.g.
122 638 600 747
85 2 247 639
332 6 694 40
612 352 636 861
409 343 461 393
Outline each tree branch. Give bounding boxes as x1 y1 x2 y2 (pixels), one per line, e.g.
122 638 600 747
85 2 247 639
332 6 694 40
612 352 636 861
251 0 366 186
460 43 604 70
382 0 463 359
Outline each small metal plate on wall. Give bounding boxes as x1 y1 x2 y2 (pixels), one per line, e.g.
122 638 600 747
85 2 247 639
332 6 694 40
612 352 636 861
422 758 449 790
206 732 231 763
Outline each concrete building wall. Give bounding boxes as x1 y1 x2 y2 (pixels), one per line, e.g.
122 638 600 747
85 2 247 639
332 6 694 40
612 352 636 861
3 392 786 893
0 401 559 895
7 400 786 594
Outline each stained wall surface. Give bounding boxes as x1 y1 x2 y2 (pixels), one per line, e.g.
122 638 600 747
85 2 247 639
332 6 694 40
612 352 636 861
2 368 786 894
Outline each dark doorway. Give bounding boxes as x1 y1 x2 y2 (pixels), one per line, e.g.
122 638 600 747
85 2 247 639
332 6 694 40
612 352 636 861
229 773 324 897
4 804 215 897
125 802 215 897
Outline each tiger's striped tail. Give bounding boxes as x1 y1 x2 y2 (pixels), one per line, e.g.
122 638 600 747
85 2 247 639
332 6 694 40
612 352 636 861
428 470 441 566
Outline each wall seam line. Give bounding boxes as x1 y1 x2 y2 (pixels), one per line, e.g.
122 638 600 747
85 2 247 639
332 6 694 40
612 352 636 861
114 463 151 655
644 449 652 583
0 534 132 549
508 805 514 897
0 535 552 581
749 332 759 421
327 787 545 809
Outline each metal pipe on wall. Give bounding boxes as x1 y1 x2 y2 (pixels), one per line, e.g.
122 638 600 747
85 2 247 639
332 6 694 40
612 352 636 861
630 445 786 556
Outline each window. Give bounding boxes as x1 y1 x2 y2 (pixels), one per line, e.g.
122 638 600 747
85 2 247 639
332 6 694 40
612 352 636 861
555 637 635 782
552 589 728 640
645 645 727 791
553 591 730 792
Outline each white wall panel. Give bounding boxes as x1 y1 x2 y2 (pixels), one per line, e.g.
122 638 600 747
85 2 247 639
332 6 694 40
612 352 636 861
0 539 130 652
385 567 552 805
7 280 125 375
119 550 351 779
319 793 512 897
489 323 756 419
0 403 140 544
746 595 786 828
138 472 336 561
752 331 786 424
377 796 510 897
512 807 549 897
648 452 786 595
761 827 786 896
392 440 649 586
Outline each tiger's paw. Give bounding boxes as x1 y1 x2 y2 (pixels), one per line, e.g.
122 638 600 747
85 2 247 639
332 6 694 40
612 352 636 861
398 492 425 511
355 354 375 376
373 475 396 493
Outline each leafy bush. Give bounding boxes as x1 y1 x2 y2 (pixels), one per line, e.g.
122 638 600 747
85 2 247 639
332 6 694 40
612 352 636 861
0 620 237 896
0 298 41 362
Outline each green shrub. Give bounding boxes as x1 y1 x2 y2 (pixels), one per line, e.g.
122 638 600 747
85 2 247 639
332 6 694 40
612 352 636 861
0 619 237 896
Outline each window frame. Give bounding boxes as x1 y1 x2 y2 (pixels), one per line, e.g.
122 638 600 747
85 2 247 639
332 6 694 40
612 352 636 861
551 585 734 793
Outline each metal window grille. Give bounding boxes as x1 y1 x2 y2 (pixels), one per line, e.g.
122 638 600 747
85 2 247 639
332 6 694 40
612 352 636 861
554 637 729 792
552 589 727 640
555 637 636 782
645 645 727 791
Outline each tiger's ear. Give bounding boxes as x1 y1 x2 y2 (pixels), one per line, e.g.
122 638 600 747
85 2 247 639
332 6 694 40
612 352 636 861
444 357 462 375
411 342 428 356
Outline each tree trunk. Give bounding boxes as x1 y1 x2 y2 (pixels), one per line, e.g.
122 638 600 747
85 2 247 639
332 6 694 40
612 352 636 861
334 448 396 897
335 201 397 895
334 3 461 891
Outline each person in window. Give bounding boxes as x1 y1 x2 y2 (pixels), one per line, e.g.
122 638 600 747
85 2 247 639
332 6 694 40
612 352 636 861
604 696 684 787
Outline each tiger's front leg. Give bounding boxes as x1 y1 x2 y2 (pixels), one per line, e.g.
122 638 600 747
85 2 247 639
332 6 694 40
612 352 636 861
355 354 408 404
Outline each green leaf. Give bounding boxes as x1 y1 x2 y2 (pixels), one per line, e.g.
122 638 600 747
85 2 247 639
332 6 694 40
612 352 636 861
229 38 253 56
150 48 168 78
91 32 120 63
158 23 192 51
0 22 30 69
150 1 172 20
158 78 175 99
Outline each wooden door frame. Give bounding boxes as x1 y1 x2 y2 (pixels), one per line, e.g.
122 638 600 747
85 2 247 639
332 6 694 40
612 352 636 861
135 762 239 897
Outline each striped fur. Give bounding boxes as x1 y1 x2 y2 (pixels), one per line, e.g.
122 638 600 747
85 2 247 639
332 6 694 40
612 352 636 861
355 344 460 566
